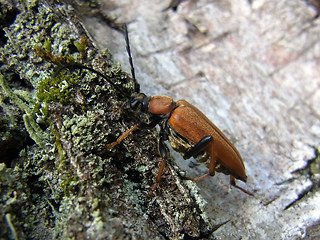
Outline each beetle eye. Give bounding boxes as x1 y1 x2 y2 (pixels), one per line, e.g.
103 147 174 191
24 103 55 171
125 94 149 111
130 98 141 110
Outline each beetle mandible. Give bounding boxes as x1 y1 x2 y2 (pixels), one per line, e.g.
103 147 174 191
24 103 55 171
106 25 253 196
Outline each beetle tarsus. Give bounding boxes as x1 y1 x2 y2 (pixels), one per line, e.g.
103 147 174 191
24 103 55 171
105 125 139 149
148 158 167 197
230 176 254 196
183 173 211 182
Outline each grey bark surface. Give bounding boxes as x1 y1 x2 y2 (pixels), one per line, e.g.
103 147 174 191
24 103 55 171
0 0 319 240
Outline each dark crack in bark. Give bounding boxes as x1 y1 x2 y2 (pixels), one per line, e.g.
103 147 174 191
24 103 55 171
282 146 320 210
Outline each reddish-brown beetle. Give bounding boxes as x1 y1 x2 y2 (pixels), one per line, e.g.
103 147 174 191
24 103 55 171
105 25 253 196
107 92 252 196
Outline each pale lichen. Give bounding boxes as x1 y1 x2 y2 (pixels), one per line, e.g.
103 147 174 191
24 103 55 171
5 213 18 240
0 73 47 147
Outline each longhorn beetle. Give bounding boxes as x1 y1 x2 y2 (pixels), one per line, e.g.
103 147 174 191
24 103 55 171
105 24 253 196
61 25 252 196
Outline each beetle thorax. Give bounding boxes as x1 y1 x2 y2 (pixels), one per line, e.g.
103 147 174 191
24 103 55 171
148 95 175 115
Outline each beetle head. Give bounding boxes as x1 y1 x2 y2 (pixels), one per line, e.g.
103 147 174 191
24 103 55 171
124 93 150 112
122 93 153 125
123 94 176 126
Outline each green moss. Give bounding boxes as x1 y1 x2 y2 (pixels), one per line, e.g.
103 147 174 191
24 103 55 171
33 71 80 121
51 125 66 167
60 176 79 196
310 147 320 176
32 34 94 122
73 36 90 60
44 39 52 52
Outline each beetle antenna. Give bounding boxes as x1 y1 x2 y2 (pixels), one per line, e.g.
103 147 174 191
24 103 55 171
54 63 128 97
123 24 140 93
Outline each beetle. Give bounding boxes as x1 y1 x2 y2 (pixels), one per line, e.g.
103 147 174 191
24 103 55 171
105 25 253 196
107 93 252 196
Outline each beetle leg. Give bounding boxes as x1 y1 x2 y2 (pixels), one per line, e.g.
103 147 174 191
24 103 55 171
184 135 213 159
148 131 169 197
148 158 166 197
183 147 217 181
230 176 254 196
105 125 139 149
106 118 163 149
184 172 210 182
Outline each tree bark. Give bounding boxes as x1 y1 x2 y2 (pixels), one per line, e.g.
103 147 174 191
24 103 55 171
0 0 319 240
